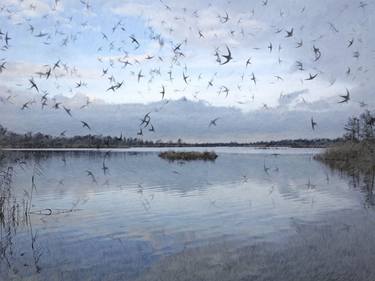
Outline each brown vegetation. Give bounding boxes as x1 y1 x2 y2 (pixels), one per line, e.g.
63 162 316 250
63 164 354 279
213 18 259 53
159 151 218 161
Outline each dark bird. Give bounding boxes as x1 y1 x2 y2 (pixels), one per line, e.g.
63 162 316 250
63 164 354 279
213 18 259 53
268 42 272 52
29 78 39 92
220 45 233 65
219 11 230 23
183 72 189 84
53 102 62 110
140 112 151 127
75 80 84 88
348 38 354 48
173 42 182 53
53 59 61 70
338 89 350 103
45 67 52 79
245 57 252 67
129 35 140 49
21 100 33 110
4 32 11 45
209 118 220 127
251 72 257 85
63 106 72 117
0 61 6 73
285 28 294 38
311 117 317 131
160 85 165 99
81 121 91 130
137 70 144 83
305 73 318 80
106 85 116 92
313 45 321 61
115 81 124 90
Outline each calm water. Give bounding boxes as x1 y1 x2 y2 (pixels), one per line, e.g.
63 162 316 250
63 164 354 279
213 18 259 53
1 147 375 281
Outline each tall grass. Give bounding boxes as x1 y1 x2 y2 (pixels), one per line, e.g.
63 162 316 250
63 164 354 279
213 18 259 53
314 141 375 173
315 141 375 206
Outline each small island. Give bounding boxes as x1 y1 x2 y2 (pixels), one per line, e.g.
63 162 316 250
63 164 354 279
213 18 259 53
159 151 218 161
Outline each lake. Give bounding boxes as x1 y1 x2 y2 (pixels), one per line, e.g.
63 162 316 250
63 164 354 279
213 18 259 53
1 147 374 281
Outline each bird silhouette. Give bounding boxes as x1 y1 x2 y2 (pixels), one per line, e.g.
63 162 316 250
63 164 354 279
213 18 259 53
338 89 350 103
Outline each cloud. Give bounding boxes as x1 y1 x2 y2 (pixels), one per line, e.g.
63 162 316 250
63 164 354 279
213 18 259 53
278 89 309 108
0 86 364 142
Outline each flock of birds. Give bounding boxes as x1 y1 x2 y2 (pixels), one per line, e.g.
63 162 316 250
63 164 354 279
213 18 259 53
0 0 373 137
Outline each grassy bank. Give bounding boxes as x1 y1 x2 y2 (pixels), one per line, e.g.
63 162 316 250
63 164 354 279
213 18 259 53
315 141 375 174
159 151 218 161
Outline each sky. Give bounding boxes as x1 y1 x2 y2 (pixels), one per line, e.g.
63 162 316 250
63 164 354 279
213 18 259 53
0 0 374 142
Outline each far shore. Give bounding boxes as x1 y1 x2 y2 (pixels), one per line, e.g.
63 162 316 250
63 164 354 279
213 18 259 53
0 146 326 151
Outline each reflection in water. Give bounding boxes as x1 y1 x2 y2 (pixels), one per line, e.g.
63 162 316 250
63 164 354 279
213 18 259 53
0 148 374 281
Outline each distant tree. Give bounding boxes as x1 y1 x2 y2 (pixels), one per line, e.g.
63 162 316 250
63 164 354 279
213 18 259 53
359 110 375 141
344 116 360 142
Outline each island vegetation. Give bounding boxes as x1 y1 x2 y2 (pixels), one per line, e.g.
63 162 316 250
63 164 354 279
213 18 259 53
159 151 218 161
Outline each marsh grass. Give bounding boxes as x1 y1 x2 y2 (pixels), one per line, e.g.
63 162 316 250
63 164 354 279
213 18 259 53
0 153 44 276
159 151 218 161
314 141 375 173
315 141 375 206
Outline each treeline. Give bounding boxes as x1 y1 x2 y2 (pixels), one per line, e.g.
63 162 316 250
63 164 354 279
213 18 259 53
343 110 375 142
0 124 340 149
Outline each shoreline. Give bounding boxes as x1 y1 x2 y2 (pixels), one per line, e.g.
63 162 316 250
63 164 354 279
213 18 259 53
0 146 325 151
315 141 375 175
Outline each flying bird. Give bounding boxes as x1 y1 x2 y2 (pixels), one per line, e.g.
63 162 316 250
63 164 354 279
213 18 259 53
347 38 354 48
285 28 294 38
338 89 350 103
251 72 257 85
160 85 165 99
81 121 91 130
245 57 252 67
311 117 317 131
183 72 189 84
305 73 318 80
28 78 39 92
220 45 233 65
209 118 220 127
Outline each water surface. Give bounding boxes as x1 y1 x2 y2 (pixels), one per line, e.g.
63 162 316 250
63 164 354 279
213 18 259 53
0 147 374 281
